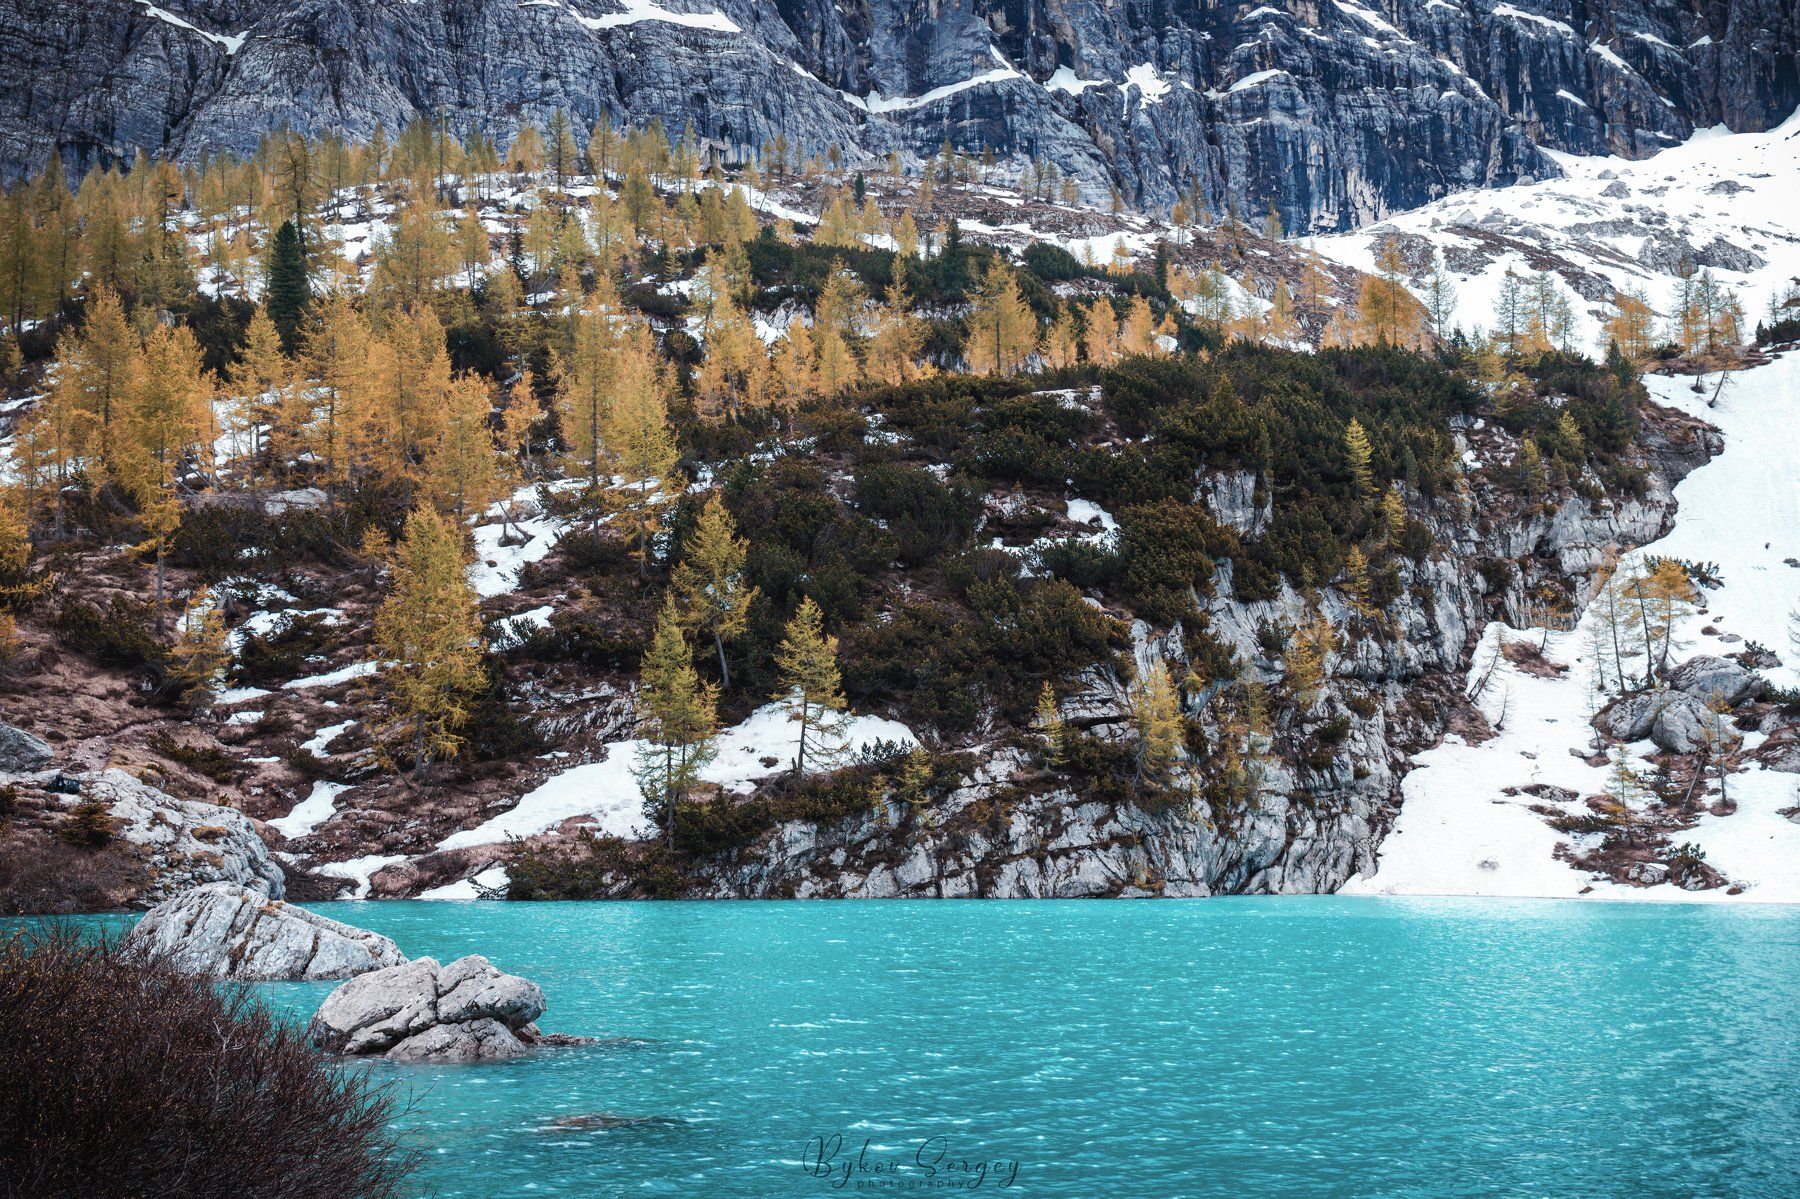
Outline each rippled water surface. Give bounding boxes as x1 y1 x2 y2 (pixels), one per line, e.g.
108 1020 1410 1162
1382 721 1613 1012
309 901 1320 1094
113 898 1800 1195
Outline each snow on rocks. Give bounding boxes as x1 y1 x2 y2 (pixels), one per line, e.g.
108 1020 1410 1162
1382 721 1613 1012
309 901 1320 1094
126 882 404 981
435 702 916 852
1315 110 1800 356
268 780 351 841
1349 353 1800 903
307 954 581 1063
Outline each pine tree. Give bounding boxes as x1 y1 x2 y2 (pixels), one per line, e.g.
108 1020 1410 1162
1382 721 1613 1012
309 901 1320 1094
632 597 719 844
671 493 759 689
373 507 486 775
264 220 310 352
774 597 848 776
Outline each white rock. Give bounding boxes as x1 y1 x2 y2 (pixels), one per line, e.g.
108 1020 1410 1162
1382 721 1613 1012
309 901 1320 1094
126 882 404 980
308 953 553 1063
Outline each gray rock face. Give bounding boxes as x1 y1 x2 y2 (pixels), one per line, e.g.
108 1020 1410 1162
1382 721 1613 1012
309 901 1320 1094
126 882 405 980
0 723 53 772
1650 692 1738 756
1597 691 1668 742
1 0 1793 230
1669 655 1764 707
308 954 550 1062
57 768 284 906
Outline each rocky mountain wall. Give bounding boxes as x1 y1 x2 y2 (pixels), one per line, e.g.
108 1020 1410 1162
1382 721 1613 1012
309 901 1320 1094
2 0 1793 229
680 400 1719 898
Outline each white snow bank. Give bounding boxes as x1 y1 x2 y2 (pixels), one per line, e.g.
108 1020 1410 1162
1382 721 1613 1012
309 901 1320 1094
315 854 407 900
282 661 378 690
418 865 510 901
1349 353 1800 903
268 781 351 841
436 702 917 851
567 0 739 34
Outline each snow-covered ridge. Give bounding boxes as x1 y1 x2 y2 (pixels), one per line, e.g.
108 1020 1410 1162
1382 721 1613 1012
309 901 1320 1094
1316 108 1800 354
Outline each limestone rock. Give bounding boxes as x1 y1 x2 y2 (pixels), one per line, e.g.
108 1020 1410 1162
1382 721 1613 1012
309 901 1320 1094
1595 692 1666 743
308 954 554 1063
1650 693 1737 756
1668 655 1764 707
76 769 284 905
3 1 1794 229
126 882 404 980
0 723 53 772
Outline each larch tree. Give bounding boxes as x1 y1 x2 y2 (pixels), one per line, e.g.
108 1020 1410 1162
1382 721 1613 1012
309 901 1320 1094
964 258 1037 376
297 291 375 511
119 322 208 625
1131 660 1185 790
604 323 679 576
425 372 504 521
168 586 231 709
774 596 849 777
224 306 289 487
373 506 486 776
556 280 621 533
1344 418 1376 499
70 285 136 473
632 597 720 844
1082 298 1120 365
671 493 760 689
1284 612 1337 709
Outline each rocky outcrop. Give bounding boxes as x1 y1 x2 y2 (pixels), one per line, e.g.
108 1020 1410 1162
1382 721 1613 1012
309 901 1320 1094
2 0 1793 229
0 723 52 772
40 768 286 906
1596 653 1763 753
307 954 579 1062
1667 655 1764 708
126 882 405 980
655 400 1715 900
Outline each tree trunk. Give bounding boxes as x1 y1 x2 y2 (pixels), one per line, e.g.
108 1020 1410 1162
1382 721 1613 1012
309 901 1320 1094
715 631 730 690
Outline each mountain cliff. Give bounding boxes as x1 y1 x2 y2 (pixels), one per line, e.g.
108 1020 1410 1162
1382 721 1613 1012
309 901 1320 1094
2 0 1794 230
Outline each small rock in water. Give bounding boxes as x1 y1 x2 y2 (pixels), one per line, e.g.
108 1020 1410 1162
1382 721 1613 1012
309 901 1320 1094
308 954 590 1063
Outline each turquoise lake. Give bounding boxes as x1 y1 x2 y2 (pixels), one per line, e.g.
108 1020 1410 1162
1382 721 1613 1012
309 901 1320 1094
74 897 1800 1196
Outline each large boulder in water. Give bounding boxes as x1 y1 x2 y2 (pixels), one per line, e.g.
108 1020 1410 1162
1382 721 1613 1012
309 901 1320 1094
308 954 561 1063
126 882 405 980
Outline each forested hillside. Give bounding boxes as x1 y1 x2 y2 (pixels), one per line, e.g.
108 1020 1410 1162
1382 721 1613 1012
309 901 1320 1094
0 118 1728 905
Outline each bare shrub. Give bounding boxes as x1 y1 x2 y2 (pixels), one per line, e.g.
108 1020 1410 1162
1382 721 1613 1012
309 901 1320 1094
0 927 419 1199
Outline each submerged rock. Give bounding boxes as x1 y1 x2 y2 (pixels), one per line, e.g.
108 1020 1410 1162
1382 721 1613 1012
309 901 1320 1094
308 954 579 1063
126 882 405 980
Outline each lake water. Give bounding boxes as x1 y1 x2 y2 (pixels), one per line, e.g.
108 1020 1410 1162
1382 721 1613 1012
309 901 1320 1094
71 897 1800 1196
